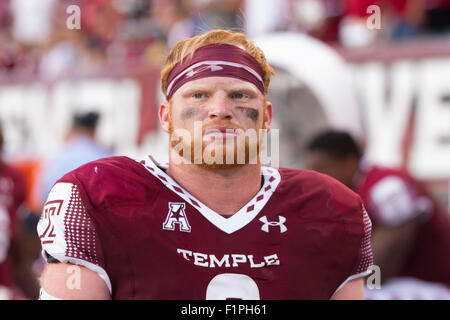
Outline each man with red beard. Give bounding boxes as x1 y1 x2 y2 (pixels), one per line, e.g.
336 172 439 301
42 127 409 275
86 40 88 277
38 29 373 300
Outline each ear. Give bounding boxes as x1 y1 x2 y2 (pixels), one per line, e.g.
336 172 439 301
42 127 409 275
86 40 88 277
263 101 273 131
159 102 170 133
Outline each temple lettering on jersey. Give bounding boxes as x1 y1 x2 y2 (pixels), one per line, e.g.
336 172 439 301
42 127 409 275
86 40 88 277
177 249 280 268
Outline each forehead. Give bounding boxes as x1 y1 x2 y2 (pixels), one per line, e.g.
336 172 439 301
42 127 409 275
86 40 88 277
176 76 261 95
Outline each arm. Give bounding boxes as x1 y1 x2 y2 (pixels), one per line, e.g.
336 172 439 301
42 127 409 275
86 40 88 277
371 218 420 281
8 172 40 299
367 176 428 281
39 263 110 300
330 278 365 300
10 220 41 299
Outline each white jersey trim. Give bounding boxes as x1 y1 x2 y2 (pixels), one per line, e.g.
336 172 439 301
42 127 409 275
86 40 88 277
138 156 281 234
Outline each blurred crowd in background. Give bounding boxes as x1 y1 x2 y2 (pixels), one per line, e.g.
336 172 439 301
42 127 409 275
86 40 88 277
1 0 450 81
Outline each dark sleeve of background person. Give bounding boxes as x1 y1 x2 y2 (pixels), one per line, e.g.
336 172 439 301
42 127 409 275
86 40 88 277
10 209 42 299
370 218 421 282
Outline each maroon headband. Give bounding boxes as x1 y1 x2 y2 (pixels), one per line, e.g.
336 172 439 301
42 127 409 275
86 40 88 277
165 43 265 100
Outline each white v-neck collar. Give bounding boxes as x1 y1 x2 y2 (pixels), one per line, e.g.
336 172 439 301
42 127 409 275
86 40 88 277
137 156 281 234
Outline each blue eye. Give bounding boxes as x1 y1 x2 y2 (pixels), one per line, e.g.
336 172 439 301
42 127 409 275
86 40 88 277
231 93 245 99
193 93 204 99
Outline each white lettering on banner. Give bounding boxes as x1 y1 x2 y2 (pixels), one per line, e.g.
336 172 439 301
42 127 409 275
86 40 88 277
177 249 280 269
409 59 450 179
0 84 49 155
0 79 140 157
352 62 416 168
353 59 450 178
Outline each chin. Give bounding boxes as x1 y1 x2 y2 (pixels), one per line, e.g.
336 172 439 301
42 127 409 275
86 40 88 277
174 139 260 168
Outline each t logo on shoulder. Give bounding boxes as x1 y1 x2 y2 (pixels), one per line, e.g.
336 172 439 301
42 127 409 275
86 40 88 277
259 216 287 233
162 202 191 232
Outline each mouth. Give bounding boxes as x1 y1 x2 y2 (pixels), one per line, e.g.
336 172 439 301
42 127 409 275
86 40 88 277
203 126 239 137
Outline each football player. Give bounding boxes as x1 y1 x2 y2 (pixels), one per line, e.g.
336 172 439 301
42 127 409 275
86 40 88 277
38 30 373 300
0 124 40 299
305 130 450 299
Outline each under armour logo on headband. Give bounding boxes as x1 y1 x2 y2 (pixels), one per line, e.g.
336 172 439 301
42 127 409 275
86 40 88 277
186 63 224 78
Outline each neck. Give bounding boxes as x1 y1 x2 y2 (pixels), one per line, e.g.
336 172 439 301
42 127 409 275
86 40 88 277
166 150 262 216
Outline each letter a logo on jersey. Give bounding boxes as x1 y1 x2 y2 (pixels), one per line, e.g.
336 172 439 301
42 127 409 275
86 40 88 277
162 202 191 232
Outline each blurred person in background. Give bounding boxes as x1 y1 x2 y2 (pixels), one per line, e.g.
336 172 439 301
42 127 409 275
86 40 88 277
38 28 86 81
110 0 167 67
0 0 37 78
0 123 39 299
192 0 244 31
426 0 450 34
2 0 450 81
38 111 113 205
80 0 123 59
9 0 56 47
245 0 450 47
305 130 450 299
165 0 245 47
338 0 427 47
38 0 119 80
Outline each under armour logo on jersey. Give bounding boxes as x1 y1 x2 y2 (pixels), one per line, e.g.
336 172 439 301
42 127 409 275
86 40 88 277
186 63 224 78
162 202 191 232
259 216 287 233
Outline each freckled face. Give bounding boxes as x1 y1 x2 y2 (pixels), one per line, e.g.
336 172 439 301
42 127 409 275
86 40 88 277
171 77 266 131
166 76 271 168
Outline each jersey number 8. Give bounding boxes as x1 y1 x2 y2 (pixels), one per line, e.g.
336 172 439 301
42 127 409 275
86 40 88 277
206 273 260 300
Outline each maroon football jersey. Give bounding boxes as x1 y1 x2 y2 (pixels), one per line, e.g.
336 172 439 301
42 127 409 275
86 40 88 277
354 160 450 286
38 156 373 299
0 164 26 288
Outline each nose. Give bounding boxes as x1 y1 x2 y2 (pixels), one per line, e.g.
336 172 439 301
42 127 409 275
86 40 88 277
208 92 232 121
